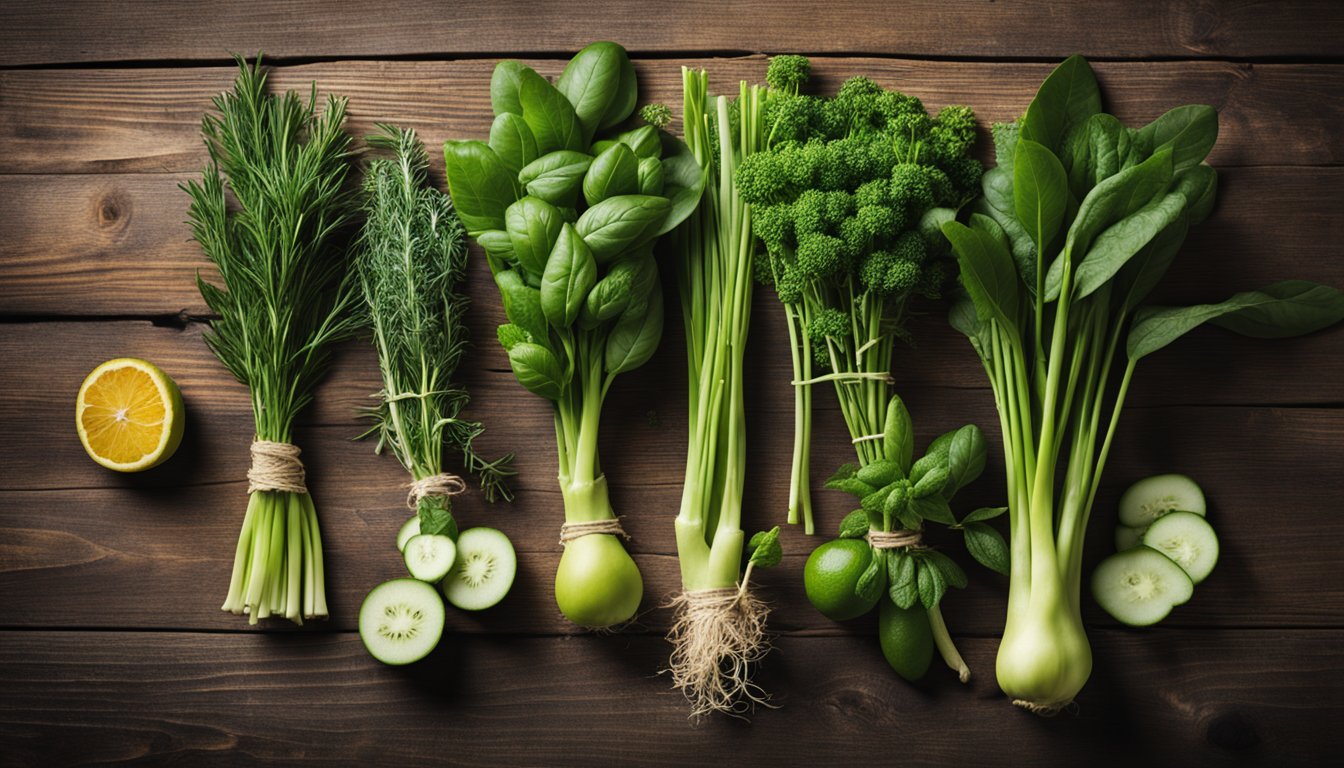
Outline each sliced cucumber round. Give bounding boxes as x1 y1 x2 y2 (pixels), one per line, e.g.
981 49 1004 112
442 527 516 611
1142 511 1219 584
403 533 457 583
396 515 421 552
1091 547 1194 627
358 578 445 665
1114 525 1147 552
1118 473 1206 528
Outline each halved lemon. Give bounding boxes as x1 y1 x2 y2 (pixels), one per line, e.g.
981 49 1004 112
76 358 185 472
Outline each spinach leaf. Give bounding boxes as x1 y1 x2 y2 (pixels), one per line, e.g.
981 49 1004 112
504 196 565 279
555 41 638 142
579 250 655 328
1020 54 1103 155
518 68 585 155
637 156 665 195
613 125 661 159
583 142 640 206
475 229 514 274
1013 138 1070 255
943 218 1021 330
1073 185 1188 299
1138 104 1219 173
1128 281 1344 361
494 269 549 345
974 168 1037 293
604 275 664 374
506 342 565 400
519 150 592 208
443 140 518 235
654 132 708 236
1113 214 1188 314
490 61 528 116
575 195 671 263
541 223 598 328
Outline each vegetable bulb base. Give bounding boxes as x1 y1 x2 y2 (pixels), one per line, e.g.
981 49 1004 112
995 598 1092 714
555 477 643 628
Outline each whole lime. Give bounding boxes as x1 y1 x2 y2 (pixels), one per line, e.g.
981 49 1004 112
803 538 881 621
878 597 933 681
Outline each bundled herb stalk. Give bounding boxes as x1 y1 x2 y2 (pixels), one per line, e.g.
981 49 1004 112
357 124 515 532
184 57 358 624
443 42 703 628
737 55 983 533
942 55 1344 712
668 69 781 717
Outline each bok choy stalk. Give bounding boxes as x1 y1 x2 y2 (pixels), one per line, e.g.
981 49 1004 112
443 42 703 628
185 56 358 624
941 55 1344 712
356 124 515 536
667 69 781 717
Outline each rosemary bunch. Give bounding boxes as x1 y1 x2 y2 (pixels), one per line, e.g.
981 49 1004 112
356 124 514 536
184 56 358 624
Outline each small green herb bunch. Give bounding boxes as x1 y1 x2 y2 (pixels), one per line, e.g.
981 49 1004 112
809 394 1005 682
442 41 705 629
736 54 985 534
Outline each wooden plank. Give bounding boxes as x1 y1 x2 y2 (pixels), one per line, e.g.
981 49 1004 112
2 382 1341 633
3 166 1342 320
2 59 1340 175
0 630 1338 766
3 1 1342 66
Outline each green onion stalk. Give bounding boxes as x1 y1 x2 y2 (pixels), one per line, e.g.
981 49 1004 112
184 57 359 624
355 124 515 540
667 69 783 718
942 55 1344 712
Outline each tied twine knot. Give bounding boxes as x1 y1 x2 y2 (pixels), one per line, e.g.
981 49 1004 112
867 529 923 549
248 441 307 494
406 473 467 509
558 518 629 546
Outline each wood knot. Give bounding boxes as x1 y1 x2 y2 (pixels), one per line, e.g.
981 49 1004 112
94 191 130 231
1206 711 1260 752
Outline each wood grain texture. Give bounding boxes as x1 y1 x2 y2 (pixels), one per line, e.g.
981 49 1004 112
2 1 1342 66
3 59 1342 175
3 166 1343 319
0 630 1339 767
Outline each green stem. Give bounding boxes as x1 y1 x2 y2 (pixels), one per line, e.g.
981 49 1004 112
928 603 970 683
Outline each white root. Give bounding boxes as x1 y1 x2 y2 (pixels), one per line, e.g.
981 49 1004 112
665 587 774 719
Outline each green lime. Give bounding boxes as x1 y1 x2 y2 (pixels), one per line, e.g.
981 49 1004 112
803 538 881 621
878 597 933 681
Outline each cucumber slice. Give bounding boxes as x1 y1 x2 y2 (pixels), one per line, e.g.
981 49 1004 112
403 533 457 583
1142 511 1219 584
396 515 421 552
1114 525 1147 551
358 578 445 665
1118 473 1206 527
442 527 516 611
1091 547 1194 626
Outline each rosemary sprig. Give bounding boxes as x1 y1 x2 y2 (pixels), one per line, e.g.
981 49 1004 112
356 125 514 535
183 55 358 624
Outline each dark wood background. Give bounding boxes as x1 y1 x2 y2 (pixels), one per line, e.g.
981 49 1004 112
2 2 1341 765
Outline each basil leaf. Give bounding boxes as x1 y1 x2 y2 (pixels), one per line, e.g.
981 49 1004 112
583 142 640 207
475 229 514 275
838 510 870 539
1020 54 1102 155
579 250 656 329
604 274 664 374
960 506 1008 524
1128 281 1344 361
506 342 564 400
855 551 886 604
518 68 585 155
556 41 638 141
575 195 671 263
856 460 900 488
911 495 955 526
489 112 539 175
490 61 528 116
520 150 593 208
1013 138 1069 255
943 424 987 496
613 125 660 159
881 395 914 475
748 526 783 569
964 522 1010 575
418 498 457 540
882 482 911 517
637 156 665 196
504 196 565 279
912 465 949 500
829 477 877 499
541 223 598 328
443 140 517 235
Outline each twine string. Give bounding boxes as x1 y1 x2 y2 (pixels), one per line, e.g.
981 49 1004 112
247 440 307 494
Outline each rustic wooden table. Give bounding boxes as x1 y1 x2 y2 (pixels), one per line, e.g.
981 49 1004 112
2 2 1341 765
